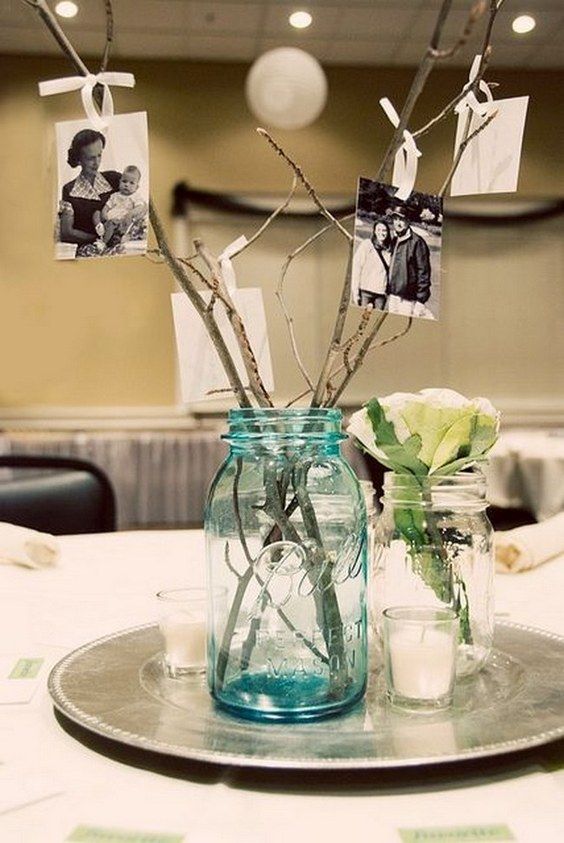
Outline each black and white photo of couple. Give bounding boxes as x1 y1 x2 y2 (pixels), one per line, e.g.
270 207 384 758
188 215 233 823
351 178 443 320
54 112 149 260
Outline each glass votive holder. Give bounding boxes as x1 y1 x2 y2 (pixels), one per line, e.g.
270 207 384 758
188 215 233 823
383 606 459 712
156 588 210 678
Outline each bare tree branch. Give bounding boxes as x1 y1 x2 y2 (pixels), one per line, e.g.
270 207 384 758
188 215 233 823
23 0 89 75
206 387 252 397
325 312 388 407
231 175 298 258
302 0 487 406
144 250 165 264
371 316 414 351
150 203 252 407
24 0 509 416
431 0 487 60
413 47 492 140
275 285 315 391
179 253 260 383
377 0 487 182
278 213 354 300
471 1 505 90
224 542 242 581
377 0 453 182
285 387 313 408
270 179 333 393
310 242 354 407
23 0 266 410
194 239 274 407
287 316 414 408
339 307 374 375
439 108 498 196
257 129 352 243
188 180 300 397
327 317 415 406
435 0 504 196
100 0 114 73
277 210 358 404
305 0 503 408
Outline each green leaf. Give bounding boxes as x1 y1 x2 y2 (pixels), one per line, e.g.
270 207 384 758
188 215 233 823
429 413 475 473
401 402 473 468
431 414 498 475
366 399 428 475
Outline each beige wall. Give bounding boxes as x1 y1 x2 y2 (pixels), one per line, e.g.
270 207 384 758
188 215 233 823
0 54 562 415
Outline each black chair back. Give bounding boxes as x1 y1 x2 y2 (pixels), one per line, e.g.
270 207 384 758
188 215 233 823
0 455 116 534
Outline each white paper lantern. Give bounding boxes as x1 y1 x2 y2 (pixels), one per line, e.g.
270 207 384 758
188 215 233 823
245 48 328 130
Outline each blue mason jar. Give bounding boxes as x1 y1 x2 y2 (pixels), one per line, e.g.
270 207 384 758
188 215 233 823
205 408 368 722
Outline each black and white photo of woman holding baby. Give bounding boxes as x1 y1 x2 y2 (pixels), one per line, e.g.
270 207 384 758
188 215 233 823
54 112 149 260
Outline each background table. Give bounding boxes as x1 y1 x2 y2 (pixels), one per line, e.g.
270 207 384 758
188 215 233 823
0 431 369 529
3 427 562 529
486 430 564 521
1 530 563 842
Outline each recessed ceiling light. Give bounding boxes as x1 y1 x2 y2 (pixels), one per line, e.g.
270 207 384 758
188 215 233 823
512 14 536 34
55 1 78 17
289 11 313 30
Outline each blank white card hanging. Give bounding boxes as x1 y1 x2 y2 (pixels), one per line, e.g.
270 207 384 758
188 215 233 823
171 290 275 404
450 57 529 196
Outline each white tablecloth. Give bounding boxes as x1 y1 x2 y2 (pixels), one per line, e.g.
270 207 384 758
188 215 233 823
1 531 563 842
486 430 564 521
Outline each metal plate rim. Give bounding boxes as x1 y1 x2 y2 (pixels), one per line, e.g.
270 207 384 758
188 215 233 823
48 621 564 771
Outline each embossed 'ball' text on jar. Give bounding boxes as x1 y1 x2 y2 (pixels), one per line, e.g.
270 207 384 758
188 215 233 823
372 472 494 678
205 408 368 722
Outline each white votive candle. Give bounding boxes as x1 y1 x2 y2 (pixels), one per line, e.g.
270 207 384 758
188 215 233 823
383 606 459 710
388 628 455 698
156 588 210 677
160 611 206 670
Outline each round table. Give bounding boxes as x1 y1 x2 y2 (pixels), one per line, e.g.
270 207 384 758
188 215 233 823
1 530 563 842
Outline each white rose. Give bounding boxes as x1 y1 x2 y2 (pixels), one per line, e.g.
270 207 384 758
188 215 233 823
348 389 500 476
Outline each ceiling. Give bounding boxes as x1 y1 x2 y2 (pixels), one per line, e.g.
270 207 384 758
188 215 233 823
2 0 563 69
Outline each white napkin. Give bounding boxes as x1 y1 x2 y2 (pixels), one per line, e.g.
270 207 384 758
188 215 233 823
495 511 564 573
0 522 59 569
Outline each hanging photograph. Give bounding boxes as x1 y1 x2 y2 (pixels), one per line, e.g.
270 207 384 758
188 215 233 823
351 177 443 320
54 111 149 260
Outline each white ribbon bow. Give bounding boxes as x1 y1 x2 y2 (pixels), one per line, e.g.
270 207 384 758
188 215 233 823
379 97 422 201
39 72 135 130
218 235 248 292
454 55 494 119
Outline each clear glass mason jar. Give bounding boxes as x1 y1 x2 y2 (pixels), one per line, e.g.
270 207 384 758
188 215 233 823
205 408 368 722
372 471 494 678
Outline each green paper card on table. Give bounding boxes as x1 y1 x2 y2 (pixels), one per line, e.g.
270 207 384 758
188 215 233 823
66 825 184 843
8 657 44 679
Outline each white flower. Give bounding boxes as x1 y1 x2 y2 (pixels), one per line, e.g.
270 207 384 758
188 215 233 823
471 395 498 418
347 388 500 476
418 388 471 409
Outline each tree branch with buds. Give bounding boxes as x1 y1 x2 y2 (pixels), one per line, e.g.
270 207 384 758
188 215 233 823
377 0 487 182
24 0 508 413
100 0 114 73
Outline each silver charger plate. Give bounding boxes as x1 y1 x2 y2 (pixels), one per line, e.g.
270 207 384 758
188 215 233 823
48 622 564 770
